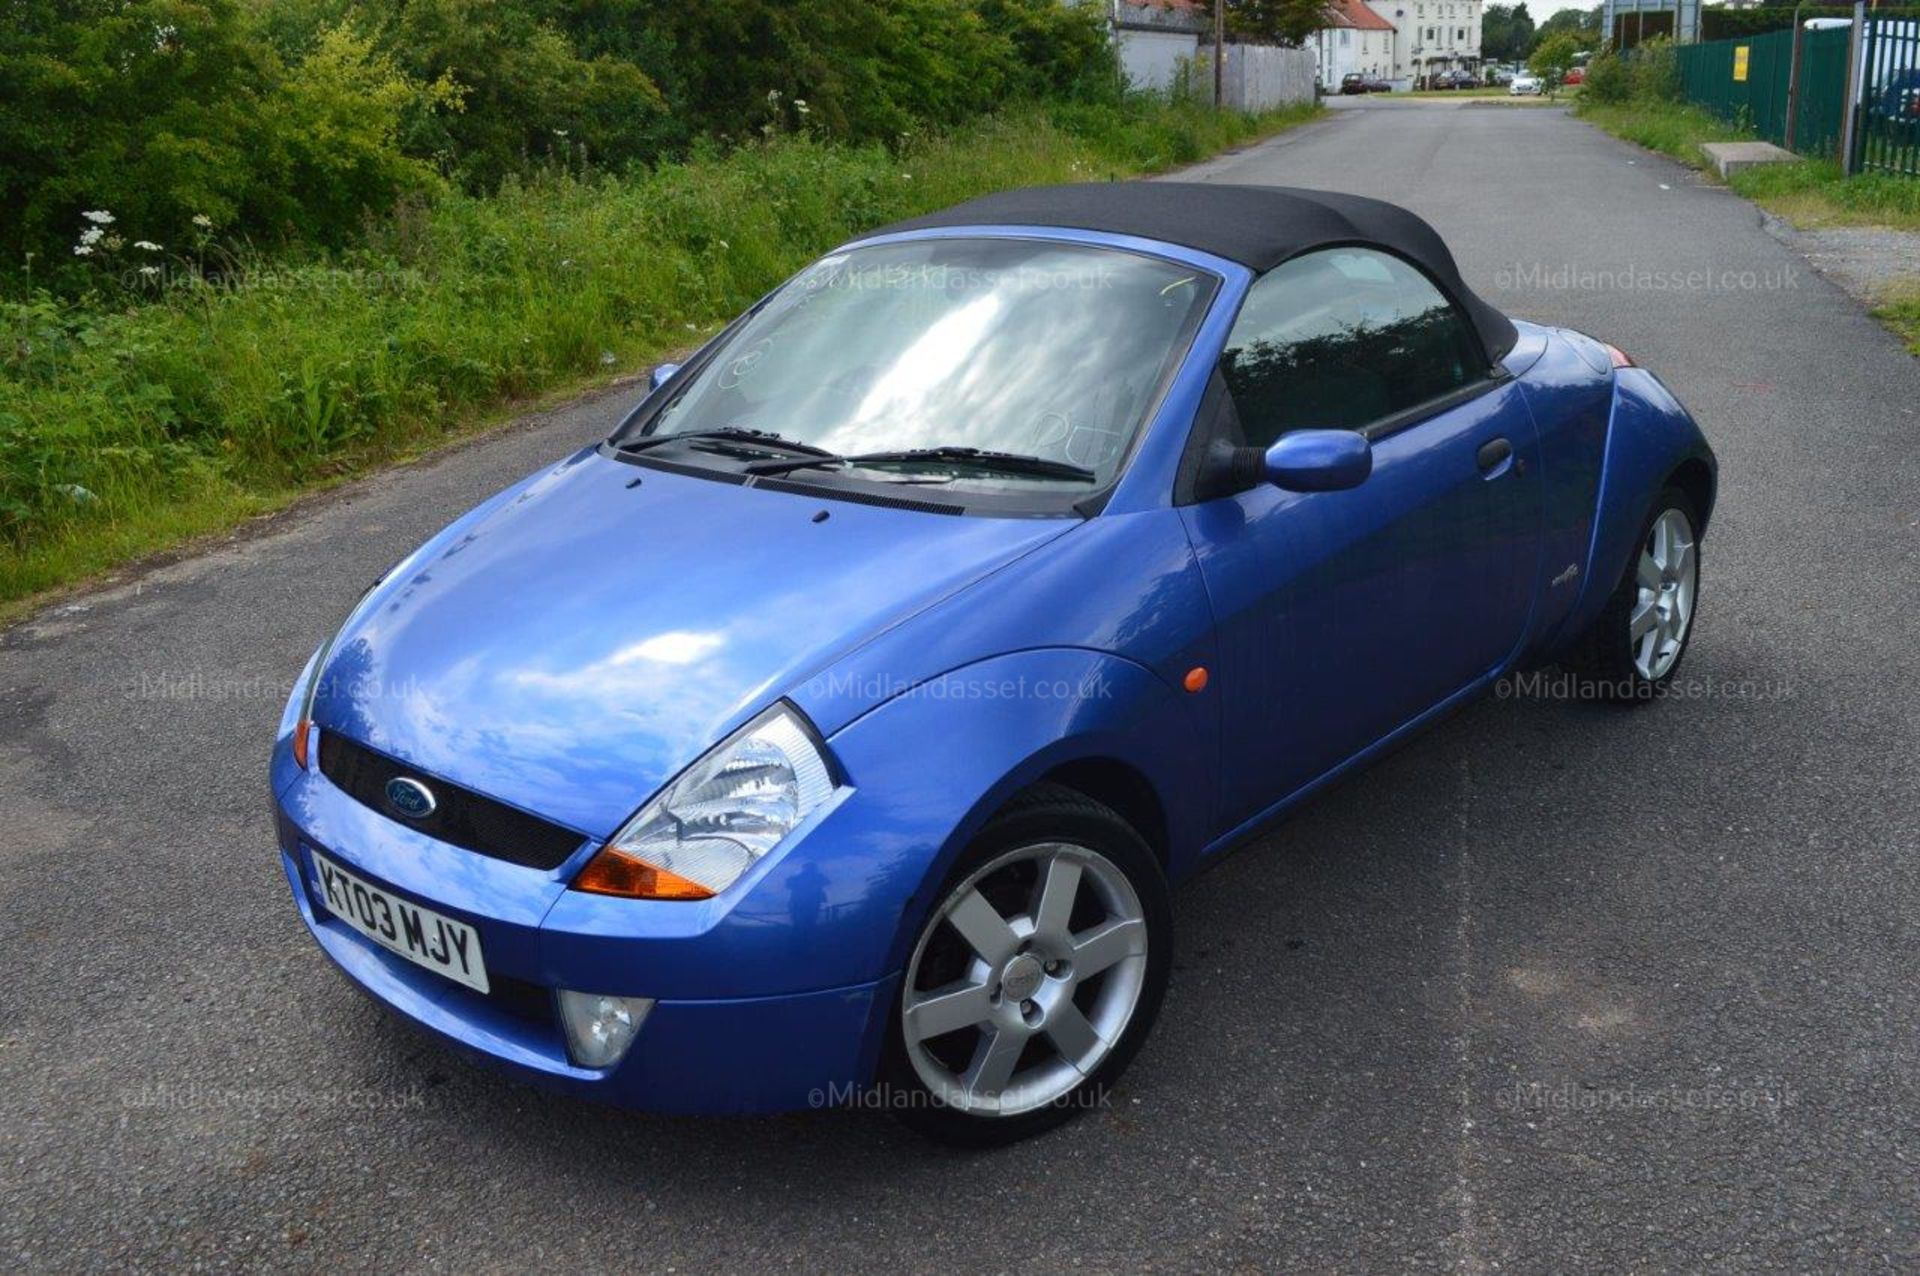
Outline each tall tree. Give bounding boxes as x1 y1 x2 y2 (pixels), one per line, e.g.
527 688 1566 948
1531 4 1601 54
1482 3 1536 64
1223 0 1334 47
1528 29 1583 76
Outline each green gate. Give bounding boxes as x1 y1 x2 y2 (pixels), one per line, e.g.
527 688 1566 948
1854 18 1920 177
1793 26 1854 157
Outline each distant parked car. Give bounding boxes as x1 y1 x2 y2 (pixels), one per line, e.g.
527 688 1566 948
1510 74 1544 96
1424 69 1478 90
1491 68 1515 85
1563 66 1586 86
1340 73 1391 94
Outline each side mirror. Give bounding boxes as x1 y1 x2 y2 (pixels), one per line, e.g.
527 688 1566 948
1264 429 1372 493
649 362 682 392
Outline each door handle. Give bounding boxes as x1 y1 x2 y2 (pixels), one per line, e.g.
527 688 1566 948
1476 437 1513 475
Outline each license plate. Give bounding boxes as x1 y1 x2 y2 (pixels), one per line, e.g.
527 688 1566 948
310 849 489 994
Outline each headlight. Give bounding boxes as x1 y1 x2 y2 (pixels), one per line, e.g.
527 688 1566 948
291 625 344 771
291 576 385 770
573 703 835 900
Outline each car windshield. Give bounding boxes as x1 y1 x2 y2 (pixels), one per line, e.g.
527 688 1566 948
619 237 1215 496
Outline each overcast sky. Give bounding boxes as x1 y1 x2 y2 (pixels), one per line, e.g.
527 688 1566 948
1512 0 1596 20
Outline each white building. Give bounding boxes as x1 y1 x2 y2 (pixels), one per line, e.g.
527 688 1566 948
1360 0 1485 88
1313 0 1398 90
1111 0 1207 94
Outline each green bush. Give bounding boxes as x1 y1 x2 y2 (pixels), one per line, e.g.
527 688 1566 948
374 0 667 192
606 0 1118 150
1629 37 1680 104
979 0 1125 100
0 2 455 275
1579 39 1677 107
1581 50 1633 105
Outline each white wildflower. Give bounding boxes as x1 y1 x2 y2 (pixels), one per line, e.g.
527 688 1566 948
554 128 569 138
134 240 163 252
139 265 161 277
766 88 782 104
600 351 617 366
192 213 213 228
73 245 94 256
82 209 115 225
78 226 104 246
794 99 810 116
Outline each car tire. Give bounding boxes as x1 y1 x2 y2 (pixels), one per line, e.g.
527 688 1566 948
1564 485 1702 701
880 782 1172 1147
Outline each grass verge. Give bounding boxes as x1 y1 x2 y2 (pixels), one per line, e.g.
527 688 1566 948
1873 288 1920 354
0 98 1319 616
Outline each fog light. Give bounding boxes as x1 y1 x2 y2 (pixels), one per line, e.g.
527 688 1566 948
556 990 653 1069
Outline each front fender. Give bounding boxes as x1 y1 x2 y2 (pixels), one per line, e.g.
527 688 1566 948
823 646 1208 1084
827 647 1210 977
1553 368 1715 653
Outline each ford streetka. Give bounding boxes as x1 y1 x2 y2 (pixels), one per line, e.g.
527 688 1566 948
273 184 1715 1144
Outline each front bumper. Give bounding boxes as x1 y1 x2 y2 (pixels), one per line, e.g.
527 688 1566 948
275 773 896 1115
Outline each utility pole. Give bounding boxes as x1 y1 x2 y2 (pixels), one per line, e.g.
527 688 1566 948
1840 0 1866 174
1785 2 1806 152
1214 0 1225 108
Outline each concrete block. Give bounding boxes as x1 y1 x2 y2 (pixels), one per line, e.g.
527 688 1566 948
1700 141 1801 179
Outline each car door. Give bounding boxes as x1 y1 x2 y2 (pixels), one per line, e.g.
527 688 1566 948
1179 247 1544 834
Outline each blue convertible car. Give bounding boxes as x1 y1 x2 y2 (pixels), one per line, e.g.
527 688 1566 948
273 184 1715 1143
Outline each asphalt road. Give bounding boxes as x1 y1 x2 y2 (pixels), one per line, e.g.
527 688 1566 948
5 102 1919 1272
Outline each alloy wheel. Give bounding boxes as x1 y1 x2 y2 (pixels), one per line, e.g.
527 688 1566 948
1631 507 1698 681
901 842 1149 1117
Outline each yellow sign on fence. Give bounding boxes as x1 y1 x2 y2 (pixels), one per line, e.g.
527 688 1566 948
1733 45 1750 82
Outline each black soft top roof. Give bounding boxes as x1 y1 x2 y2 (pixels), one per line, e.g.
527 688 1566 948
871 182 1518 363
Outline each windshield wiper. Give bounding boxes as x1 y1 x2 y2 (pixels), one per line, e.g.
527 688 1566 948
746 446 1096 484
615 427 835 458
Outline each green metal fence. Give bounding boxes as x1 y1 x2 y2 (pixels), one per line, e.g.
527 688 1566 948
1674 27 1853 159
1855 18 1920 177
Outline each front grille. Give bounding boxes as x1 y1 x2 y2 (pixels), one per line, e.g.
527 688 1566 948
317 731 586 871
